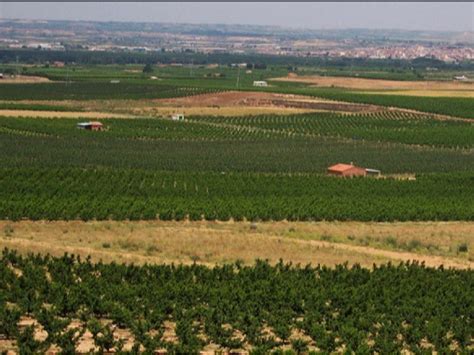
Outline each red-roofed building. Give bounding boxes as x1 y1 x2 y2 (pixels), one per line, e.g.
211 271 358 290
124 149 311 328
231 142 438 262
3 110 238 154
327 163 367 177
77 121 104 131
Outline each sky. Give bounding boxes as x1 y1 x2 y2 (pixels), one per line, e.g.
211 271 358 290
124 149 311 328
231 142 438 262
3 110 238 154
0 2 473 32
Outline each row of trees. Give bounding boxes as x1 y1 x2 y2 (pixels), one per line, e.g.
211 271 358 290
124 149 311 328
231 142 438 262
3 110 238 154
3 48 471 69
1 168 473 221
1 250 472 353
196 111 474 148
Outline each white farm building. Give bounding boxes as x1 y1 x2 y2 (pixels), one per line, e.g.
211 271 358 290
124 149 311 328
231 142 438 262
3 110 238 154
171 113 185 121
253 81 268 87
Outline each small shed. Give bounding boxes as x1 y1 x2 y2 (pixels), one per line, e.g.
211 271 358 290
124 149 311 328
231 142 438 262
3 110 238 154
327 163 367 177
77 121 104 131
365 168 381 177
110 80 120 84
171 113 184 121
253 80 268 87
453 75 468 81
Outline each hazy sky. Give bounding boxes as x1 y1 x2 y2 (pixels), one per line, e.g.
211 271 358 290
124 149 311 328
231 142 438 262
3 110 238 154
1 2 473 32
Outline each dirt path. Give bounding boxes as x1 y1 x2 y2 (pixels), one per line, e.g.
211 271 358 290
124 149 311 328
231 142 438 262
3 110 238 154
294 238 472 269
0 109 133 119
0 75 51 83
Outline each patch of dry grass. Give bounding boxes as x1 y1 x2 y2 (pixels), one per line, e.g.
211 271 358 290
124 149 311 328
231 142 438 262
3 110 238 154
0 75 51 83
358 90 474 98
0 221 472 269
0 109 133 119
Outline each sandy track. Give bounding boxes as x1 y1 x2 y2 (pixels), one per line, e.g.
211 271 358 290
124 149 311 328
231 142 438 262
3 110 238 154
298 239 472 269
0 75 51 83
272 75 474 91
359 89 474 98
0 109 133 119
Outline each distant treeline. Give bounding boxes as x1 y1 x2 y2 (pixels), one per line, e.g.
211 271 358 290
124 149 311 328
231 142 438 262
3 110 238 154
1 49 473 69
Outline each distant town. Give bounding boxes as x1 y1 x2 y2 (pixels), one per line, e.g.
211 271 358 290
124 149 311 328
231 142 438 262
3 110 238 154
1 19 473 62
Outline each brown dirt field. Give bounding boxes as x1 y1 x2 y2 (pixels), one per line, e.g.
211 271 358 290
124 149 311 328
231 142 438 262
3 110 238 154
132 106 314 117
0 221 472 269
155 91 382 113
0 110 132 119
0 75 51 83
156 91 326 107
8 91 383 117
272 75 474 91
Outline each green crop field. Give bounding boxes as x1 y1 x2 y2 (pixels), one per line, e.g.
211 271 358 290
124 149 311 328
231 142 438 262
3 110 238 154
0 115 473 222
0 22 473 355
0 62 472 222
0 82 217 101
1 250 472 353
1 168 472 221
192 111 474 148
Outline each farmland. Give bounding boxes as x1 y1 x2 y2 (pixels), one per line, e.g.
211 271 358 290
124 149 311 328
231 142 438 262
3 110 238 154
0 250 473 354
0 64 472 221
0 59 473 353
0 63 473 224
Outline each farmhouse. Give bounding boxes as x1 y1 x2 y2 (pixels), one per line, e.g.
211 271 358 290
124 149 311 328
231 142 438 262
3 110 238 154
77 121 104 131
171 113 185 121
253 80 268 87
327 163 367 177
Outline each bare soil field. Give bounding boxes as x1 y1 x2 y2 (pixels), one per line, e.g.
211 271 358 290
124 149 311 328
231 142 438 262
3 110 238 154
18 91 384 117
156 91 382 113
0 75 51 83
0 109 132 119
272 74 474 91
134 106 314 117
1 221 472 269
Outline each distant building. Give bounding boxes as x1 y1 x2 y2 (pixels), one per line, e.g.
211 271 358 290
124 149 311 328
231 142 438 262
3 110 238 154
327 163 367 177
454 75 468 81
365 168 382 177
253 80 268 87
53 61 65 68
150 76 158 80
110 80 120 84
171 113 184 121
77 121 104 131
